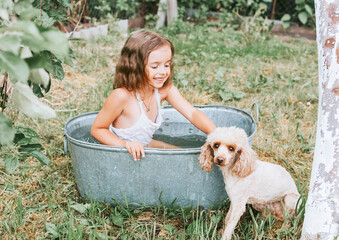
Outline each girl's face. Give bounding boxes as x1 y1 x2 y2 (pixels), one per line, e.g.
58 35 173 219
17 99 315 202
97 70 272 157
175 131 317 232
145 44 172 89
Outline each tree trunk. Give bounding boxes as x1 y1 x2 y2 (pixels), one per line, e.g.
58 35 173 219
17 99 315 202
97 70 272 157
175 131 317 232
301 0 339 239
156 0 167 29
166 0 178 25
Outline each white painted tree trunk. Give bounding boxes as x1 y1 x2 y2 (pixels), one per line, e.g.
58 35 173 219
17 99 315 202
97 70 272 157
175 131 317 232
156 0 167 29
166 0 178 25
301 0 339 239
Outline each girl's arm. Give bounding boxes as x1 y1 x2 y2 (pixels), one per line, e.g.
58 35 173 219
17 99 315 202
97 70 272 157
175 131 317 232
91 89 127 146
91 89 145 161
165 85 216 135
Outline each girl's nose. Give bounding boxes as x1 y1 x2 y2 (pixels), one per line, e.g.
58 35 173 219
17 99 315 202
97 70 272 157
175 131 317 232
158 65 168 75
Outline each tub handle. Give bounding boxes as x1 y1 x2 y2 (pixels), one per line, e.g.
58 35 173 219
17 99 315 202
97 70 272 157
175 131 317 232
64 134 68 155
250 103 259 124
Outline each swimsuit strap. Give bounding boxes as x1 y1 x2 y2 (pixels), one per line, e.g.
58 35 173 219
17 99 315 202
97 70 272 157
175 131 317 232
136 90 160 115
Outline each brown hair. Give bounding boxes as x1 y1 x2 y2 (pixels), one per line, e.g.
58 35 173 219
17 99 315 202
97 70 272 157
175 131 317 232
114 30 174 91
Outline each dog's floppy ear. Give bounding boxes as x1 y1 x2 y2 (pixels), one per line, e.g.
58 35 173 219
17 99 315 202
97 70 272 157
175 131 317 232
199 142 214 172
231 144 256 177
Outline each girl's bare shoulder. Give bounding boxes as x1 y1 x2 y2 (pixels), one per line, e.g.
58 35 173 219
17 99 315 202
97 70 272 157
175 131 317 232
159 84 176 100
107 87 135 102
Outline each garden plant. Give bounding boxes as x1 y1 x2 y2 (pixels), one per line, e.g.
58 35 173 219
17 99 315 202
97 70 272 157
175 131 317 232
0 0 318 239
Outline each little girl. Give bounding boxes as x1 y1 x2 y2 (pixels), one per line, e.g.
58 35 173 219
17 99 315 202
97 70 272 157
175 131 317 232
91 30 216 161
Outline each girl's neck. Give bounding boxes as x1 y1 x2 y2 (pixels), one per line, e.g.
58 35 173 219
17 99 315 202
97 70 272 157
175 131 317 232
138 87 154 99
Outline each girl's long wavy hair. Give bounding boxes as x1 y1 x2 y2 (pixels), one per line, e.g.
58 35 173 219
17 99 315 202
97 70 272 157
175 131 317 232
114 30 174 92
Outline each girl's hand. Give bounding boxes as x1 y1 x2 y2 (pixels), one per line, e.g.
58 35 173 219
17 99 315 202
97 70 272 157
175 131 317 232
124 142 145 161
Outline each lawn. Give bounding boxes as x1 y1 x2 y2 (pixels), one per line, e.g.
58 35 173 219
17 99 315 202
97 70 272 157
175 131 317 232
0 21 318 239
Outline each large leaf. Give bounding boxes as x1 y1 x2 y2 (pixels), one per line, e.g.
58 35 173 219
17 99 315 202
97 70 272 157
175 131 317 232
4 156 19 173
24 54 50 69
7 21 44 41
298 11 308 25
14 1 40 20
29 68 50 88
34 11 56 28
26 150 49 165
305 4 313 16
0 51 29 83
11 82 56 119
0 34 21 55
281 14 291 22
15 126 40 139
0 112 16 145
40 29 69 60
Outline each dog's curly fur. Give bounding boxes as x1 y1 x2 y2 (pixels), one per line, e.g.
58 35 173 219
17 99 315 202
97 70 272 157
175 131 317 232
199 127 300 240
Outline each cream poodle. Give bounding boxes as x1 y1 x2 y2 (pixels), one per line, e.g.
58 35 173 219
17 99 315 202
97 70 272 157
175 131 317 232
199 127 300 240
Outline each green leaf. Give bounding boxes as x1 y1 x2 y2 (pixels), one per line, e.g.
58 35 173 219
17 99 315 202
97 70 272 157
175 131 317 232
232 89 245 99
19 143 43 152
282 22 290 29
0 52 29 83
15 126 40 139
45 223 59 237
14 1 40 20
18 8 41 21
25 52 66 81
0 34 21 55
32 84 45 98
218 90 233 101
11 82 56 119
4 156 19 173
8 21 44 41
56 0 73 9
24 54 50 69
46 61 65 80
70 203 91 214
34 11 56 28
112 212 124 227
298 12 308 25
305 4 313 16
281 14 291 22
0 112 16 145
29 68 50 88
39 29 69 60
26 150 49 165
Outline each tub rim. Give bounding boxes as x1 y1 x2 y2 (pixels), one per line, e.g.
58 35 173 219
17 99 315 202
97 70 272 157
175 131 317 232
64 104 257 155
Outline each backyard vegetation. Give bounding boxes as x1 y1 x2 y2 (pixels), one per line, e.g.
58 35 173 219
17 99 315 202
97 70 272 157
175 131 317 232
0 3 318 240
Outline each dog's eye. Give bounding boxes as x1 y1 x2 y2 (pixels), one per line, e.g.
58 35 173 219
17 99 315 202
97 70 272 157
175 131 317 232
213 143 219 149
228 146 235 152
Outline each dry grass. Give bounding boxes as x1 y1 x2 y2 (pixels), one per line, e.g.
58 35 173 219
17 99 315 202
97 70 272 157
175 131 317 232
0 24 318 239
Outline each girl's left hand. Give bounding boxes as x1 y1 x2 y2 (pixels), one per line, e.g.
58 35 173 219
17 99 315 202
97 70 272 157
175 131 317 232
124 142 145 161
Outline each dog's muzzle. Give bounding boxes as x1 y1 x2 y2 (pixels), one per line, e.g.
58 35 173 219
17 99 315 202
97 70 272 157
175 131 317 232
216 157 224 165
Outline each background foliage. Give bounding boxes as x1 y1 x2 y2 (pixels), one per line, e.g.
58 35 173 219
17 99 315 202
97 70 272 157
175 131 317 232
0 0 71 172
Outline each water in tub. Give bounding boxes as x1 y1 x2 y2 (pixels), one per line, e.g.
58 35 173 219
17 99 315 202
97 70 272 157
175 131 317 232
77 126 206 148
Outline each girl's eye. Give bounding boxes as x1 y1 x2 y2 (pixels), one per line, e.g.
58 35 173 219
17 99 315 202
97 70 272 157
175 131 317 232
213 143 219 149
228 146 234 152
151 66 158 69
165 64 170 68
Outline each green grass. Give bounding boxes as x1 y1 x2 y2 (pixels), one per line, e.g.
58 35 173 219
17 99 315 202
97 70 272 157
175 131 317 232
0 20 317 239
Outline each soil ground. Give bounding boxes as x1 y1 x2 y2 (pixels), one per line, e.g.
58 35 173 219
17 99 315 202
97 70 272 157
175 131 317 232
271 25 316 41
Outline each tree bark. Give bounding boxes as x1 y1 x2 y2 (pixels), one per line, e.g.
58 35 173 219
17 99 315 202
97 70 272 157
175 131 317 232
166 0 178 25
156 0 167 29
301 0 339 239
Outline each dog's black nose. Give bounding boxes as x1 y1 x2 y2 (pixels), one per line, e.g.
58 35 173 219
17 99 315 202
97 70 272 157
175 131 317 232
217 157 224 164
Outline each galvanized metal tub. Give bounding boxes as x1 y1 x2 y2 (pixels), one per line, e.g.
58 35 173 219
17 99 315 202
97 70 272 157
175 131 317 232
64 105 258 209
